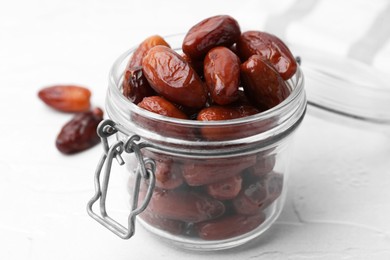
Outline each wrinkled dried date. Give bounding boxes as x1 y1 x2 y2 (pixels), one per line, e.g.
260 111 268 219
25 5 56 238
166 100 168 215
196 213 265 240
56 107 103 154
122 66 156 104
182 15 241 60
233 176 268 215
264 173 284 201
241 55 290 110
233 172 283 215
248 173 284 211
204 46 240 105
140 210 184 235
38 85 91 112
181 155 256 186
153 157 184 190
206 175 242 200
147 189 225 223
138 96 188 119
197 105 260 141
173 103 202 120
142 45 208 108
237 31 297 80
122 35 169 104
246 153 276 178
181 53 204 77
130 109 197 141
127 35 170 69
134 96 200 139
197 105 259 121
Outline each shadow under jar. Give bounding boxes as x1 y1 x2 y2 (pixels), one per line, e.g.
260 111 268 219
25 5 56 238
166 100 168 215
90 34 307 251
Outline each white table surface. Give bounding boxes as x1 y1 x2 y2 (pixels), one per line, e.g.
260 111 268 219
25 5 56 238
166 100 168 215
1 0 390 259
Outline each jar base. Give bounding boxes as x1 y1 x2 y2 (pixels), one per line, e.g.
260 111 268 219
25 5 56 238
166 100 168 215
136 199 284 251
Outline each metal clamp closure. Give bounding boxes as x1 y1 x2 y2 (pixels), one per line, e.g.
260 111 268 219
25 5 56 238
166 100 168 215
87 119 155 239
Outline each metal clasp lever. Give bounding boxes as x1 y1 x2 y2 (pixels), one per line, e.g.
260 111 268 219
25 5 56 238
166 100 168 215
87 119 155 239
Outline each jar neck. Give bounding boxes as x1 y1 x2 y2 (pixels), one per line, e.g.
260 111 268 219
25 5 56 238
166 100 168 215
106 79 306 156
110 106 306 158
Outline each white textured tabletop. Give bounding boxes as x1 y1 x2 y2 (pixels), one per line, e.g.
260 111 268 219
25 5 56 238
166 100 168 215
1 0 390 259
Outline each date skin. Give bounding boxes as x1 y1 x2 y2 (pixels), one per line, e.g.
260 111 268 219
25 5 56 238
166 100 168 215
206 175 242 200
181 53 204 77
265 172 284 201
233 172 283 215
56 107 103 154
38 85 91 113
140 209 184 235
246 153 276 178
127 35 170 69
232 175 268 215
132 96 198 140
138 96 188 119
153 157 184 190
147 189 225 223
181 155 256 186
197 105 260 141
122 35 169 104
237 31 297 80
196 213 265 240
183 15 241 60
142 45 208 108
122 66 156 104
204 46 240 105
241 55 290 110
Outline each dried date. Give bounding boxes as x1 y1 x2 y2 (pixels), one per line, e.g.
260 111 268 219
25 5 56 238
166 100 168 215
56 107 103 154
181 155 256 186
122 35 169 104
233 172 283 215
182 15 241 60
127 35 170 69
38 85 91 113
147 189 225 223
206 175 242 200
153 157 184 190
142 46 208 108
264 173 284 203
122 66 156 104
132 96 197 140
232 173 268 215
181 53 204 77
197 105 260 141
237 31 297 80
204 46 240 105
138 96 188 119
140 210 185 235
241 55 290 110
246 154 276 178
196 213 265 240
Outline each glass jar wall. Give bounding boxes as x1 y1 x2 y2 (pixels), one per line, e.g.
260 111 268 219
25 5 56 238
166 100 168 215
99 34 306 250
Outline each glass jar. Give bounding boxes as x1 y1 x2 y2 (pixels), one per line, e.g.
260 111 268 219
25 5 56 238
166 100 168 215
87 34 306 250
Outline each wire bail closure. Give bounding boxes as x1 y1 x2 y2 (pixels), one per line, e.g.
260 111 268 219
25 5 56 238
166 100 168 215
87 119 156 239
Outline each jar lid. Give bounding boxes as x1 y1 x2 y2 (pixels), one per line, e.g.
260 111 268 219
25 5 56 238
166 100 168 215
291 45 390 124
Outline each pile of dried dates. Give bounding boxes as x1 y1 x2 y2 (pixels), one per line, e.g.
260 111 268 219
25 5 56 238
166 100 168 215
137 150 281 240
122 15 298 240
122 15 297 130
